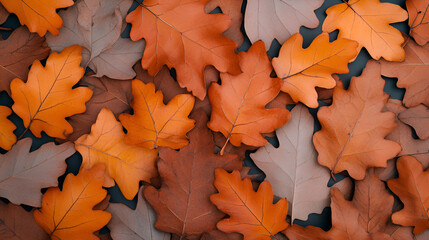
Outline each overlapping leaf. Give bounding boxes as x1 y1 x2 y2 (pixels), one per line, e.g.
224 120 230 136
272 33 358 108
10 45 93 139
75 108 158 200
407 0 429 46
0 3 8 24
399 104 429 139
0 106 16 150
126 0 239 99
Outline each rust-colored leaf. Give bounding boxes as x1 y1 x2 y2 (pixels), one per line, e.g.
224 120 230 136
126 0 239 99
407 0 429 46
380 38 429 107
313 61 401 180
272 33 358 108
75 108 158 200
0 0 74 36
119 80 195 149
0 106 16 150
210 169 289 240
144 111 242 239
388 156 429 234
34 165 111 240
398 104 429 139
208 41 290 153
322 0 408 61
10 45 93 139
0 3 8 24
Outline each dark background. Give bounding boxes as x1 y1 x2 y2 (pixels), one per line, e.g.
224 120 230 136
0 0 408 235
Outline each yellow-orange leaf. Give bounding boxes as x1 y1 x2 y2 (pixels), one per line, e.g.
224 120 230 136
313 61 401 180
272 33 358 108
322 0 408 61
119 81 195 149
10 45 92 139
208 41 290 152
126 0 239 99
34 164 111 240
0 106 16 150
0 0 74 36
210 169 289 240
75 108 158 200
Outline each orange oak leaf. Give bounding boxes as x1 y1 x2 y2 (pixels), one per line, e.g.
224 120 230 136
75 108 158 200
10 45 93 139
380 38 429 107
272 33 358 108
210 169 289 240
388 156 429 234
399 104 429 140
322 0 408 61
0 106 16 150
0 27 50 95
0 0 74 36
407 0 429 46
144 111 242 239
119 80 195 149
34 164 111 240
126 0 240 100
207 41 290 154
313 61 401 180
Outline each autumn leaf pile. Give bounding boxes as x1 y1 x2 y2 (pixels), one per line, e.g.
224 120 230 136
0 0 428 239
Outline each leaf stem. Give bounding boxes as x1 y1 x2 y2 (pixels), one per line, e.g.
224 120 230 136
220 137 230 156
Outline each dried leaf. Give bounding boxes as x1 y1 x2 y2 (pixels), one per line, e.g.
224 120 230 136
75 108 158 200
208 41 290 152
210 169 289 239
10 45 93 139
250 104 331 222
34 165 111 240
0 106 16 150
144 111 242 239
244 0 323 50
272 33 358 108
119 81 195 149
200 230 242 240
384 221 414 240
398 104 429 139
46 0 144 80
205 0 244 46
126 0 239 99
388 156 429 234
0 0 74 36
0 3 9 24
407 0 429 46
107 187 170 240
380 38 429 107
313 61 401 180
0 138 74 207
323 0 408 61
0 27 50 95
0 202 49 240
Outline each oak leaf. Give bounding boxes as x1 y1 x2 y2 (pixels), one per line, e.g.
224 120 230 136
0 106 16 150
0 138 74 207
272 33 358 108
0 0 74 36
244 0 323 50
107 187 170 240
201 230 242 240
210 169 288 239
0 202 49 240
388 156 429 234
10 45 93 139
75 108 158 200
407 0 429 46
380 38 429 107
322 0 408 61
399 104 429 139
313 61 401 180
34 164 111 240
0 27 50 95
207 41 290 153
250 104 331 222
126 0 240 100
46 0 145 80
144 111 242 239
119 80 195 149
0 3 8 24
205 0 244 46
